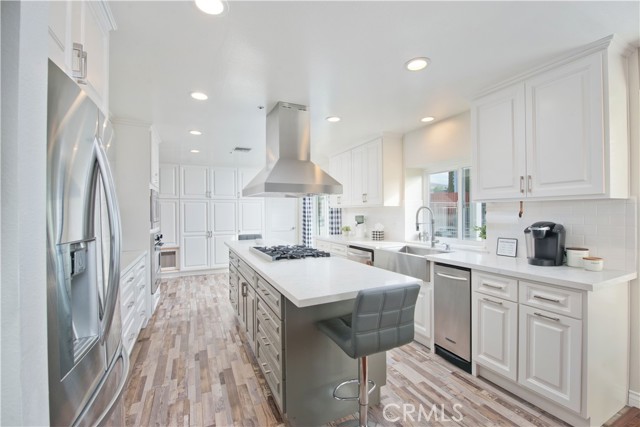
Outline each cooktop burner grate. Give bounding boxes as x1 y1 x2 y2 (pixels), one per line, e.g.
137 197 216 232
250 245 331 261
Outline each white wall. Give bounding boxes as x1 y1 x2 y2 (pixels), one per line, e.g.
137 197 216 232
342 206 405 241
0 2 50 425
627 47 640 401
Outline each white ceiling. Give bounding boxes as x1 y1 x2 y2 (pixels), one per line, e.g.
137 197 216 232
109 1 640 168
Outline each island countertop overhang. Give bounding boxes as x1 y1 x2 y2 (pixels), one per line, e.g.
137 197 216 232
225 240 422 308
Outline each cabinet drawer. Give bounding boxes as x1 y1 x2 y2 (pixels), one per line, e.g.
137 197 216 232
238 259 256 286
519 281 583 319
256 299 282 346
472 271 518 302
257 324 282 376
229 250 240 268
330 243 348 257
256 341 283 410
121 269 137 295
256 275 282 318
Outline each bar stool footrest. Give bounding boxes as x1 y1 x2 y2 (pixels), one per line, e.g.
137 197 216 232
333 379 376 401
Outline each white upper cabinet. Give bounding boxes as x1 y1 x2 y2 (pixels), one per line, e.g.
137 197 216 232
330 133 402 208
180 166 209 199
48 0 115 113
211 168 237 199
472 36 630 201
159 199 179 247
238 168 260 198
159 164 180 198
471 84 526 200
149 128 161 190
329 151 351 208
212 200 237 234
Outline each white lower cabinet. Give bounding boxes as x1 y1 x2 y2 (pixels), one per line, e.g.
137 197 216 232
414 282 433 347
120 254 147 357
473 292 517 381
518 305 582 412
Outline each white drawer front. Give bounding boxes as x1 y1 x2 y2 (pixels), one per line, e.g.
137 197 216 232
330 243 348 257
473 271 518 302
316 241 331 252
519 281 583 319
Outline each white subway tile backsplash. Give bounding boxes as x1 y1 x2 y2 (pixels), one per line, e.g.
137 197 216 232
486 198 637 271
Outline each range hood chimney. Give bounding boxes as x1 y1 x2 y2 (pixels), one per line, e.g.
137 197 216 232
242 102 343 197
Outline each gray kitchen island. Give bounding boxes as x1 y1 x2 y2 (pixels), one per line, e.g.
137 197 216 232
225 240 421 426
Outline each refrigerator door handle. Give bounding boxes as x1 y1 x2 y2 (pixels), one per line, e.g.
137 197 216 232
94 137 122 344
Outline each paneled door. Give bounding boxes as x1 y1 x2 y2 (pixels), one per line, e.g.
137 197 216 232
180 166 209 198
518 305 582 412
211 200 237 234
159 200 179 247
211 168 237 199
266 198 298 244
473 293 518 381
180 201 210 270
238 200 264 235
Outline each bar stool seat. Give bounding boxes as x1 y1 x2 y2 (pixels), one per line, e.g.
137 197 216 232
317 283 420 426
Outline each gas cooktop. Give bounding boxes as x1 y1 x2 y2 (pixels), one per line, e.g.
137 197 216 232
250 245 331 261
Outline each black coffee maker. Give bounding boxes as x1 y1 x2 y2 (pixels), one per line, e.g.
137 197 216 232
524 221 565 266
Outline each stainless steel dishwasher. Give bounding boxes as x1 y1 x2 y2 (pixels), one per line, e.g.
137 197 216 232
434 263 472 373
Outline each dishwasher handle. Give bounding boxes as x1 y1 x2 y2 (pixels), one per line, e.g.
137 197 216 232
347 251 371 259
436 272 468 282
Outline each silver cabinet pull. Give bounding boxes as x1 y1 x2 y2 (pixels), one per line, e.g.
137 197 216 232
534 312 560 322
482 282 504 290
72 43 87 84
520 176 525 194
483 297 503 306
436 272 468 282
445 337 457 344
126 277 135 284
533 294 561 303
241 282 247 297
528 175 532 192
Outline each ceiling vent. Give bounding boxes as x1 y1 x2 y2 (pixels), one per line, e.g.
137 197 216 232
232 146 252 153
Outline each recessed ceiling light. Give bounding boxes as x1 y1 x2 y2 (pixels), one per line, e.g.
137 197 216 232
190 149 200 153
195 0 224 15
405 57 431 71
190 91 208 101
189 130 202 135
326 116 341 123
420 116 435 123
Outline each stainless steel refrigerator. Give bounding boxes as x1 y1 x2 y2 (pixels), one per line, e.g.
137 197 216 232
47 60 129 426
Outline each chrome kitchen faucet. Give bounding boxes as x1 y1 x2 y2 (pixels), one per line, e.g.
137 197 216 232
415 206 439 248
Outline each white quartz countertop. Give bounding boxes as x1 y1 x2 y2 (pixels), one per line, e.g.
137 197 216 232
424 251 636 292
315 235 405 250
120 250 146 273
226 240 421 308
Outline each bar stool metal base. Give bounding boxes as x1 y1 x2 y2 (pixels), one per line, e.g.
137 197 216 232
332 355 376 427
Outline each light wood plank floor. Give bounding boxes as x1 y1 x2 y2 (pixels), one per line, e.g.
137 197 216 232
121 274 635 427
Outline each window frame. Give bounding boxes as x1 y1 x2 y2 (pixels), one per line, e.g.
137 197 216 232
424 167 486 247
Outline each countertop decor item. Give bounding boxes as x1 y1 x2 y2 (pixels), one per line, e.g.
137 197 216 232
566 247 589 267
341 225 351 236
583 257 604 272
496 238 518 257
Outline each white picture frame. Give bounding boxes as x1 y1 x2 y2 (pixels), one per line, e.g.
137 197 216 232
497 238 518 257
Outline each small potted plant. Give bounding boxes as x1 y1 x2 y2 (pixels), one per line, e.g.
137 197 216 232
473 224 487 240
341 225 351 237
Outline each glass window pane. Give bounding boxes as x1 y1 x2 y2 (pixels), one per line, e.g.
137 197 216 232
462 168 486 241
429 170 458 239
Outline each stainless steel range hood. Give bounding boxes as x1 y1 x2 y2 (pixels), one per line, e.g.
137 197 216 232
242 102 343 198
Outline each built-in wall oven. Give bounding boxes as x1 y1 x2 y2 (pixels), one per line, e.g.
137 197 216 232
151 232 163 294
347 245 374 265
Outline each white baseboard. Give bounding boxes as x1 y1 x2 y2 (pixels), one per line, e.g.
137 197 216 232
629 390 640 408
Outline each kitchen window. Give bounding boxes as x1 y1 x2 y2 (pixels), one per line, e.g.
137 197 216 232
427 167 486 242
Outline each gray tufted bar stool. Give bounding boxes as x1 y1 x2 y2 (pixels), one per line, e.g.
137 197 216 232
317 283 421 427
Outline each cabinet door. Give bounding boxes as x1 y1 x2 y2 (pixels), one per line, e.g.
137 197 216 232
414 284 433 347
180 201 210 270
525 53 604 198
48 0 68 70
79 2 109 111
211 168 237 198
212 235 234 267
211 200 237 234
471 83 527 201
351 146 365 206
150 130 160 190
246 285 256 348
473 293 518 381
329 155 342 207
518 305 582 412
159 200 179 247
159 164 180 198
363 139 383 205
238 200 264 235
180 166 209 198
